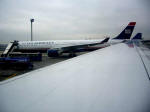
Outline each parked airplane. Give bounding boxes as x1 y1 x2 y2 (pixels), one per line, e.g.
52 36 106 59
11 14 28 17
0 22 136 57
17 37 109 57
16 22 136 57
132 33 142 40
0 39 150 112
132 33 150 49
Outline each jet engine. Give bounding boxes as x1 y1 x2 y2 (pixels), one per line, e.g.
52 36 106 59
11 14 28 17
47 49 62 57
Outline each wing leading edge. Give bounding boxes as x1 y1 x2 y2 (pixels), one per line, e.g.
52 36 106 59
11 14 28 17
0 42 150 112
47 37 109 57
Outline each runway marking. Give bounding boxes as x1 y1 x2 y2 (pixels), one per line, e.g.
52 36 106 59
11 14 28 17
5 73 17 80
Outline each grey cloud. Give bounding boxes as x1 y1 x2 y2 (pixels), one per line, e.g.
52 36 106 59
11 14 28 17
0 0 150 42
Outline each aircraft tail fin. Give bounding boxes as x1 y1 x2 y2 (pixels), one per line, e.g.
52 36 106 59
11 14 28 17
113 22 136 39
132 33 142 40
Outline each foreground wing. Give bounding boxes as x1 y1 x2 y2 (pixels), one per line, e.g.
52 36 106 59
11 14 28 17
0 42 150 112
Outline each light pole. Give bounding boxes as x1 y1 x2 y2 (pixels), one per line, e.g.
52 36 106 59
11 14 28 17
30 19 34 41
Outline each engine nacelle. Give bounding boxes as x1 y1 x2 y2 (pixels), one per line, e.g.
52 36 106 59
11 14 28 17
47 49 61 57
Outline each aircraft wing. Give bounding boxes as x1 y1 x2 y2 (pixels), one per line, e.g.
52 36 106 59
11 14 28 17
54 37 109 51
0 42 150 112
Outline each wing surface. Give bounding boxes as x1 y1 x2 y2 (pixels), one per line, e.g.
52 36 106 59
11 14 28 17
53 37 109 50
0 42 150 112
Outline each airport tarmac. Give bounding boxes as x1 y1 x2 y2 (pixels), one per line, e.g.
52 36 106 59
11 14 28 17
0 52 87 81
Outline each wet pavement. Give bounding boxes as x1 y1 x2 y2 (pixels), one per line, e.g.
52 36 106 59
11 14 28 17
0 53 87 81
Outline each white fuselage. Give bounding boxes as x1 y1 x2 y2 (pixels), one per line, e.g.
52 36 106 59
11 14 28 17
17 39 124 51
17 39 104 50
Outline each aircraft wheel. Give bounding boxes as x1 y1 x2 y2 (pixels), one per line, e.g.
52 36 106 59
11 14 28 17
68 53 77 57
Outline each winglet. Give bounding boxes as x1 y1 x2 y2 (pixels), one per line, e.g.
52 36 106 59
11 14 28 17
132 33 142 40
113 22 136 39
100 37 110 44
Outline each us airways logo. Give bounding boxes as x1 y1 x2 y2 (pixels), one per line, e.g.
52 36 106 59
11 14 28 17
125 29 131 34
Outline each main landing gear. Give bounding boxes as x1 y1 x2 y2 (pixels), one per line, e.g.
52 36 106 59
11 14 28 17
68 52 77 57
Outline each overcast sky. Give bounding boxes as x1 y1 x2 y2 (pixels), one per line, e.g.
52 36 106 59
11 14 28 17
0 0 149 42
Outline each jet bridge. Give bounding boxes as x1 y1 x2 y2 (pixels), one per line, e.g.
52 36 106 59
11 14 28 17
1 40 18 57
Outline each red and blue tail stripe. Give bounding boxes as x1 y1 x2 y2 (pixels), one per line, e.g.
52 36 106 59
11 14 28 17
113 22 136 39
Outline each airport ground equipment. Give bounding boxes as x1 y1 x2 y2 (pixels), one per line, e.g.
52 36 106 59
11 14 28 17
9 52 42 61
1 40 18 57
0 57 33 70
0 40 34 70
